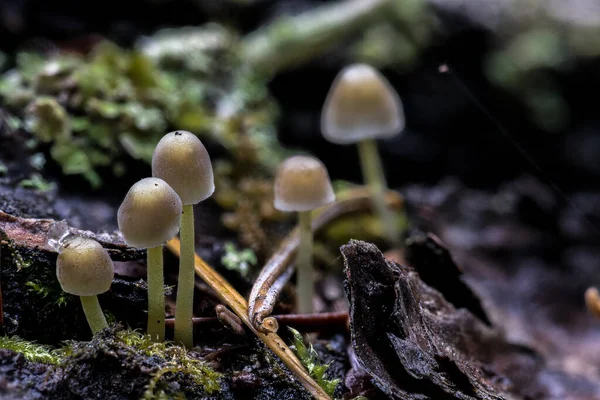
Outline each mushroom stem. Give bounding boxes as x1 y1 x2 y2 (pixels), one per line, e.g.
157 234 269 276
296 210 314 314
174 204 195 348
80 295 108 334
147 246 165 342
357 138 401 248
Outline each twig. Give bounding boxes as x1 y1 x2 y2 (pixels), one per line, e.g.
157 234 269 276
165 311 349 334
242 0 392 74
248 188 404 331
165 237 331 400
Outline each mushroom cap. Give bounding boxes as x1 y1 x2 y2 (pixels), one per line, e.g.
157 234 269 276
152 130 214 205
321 63 405 144
274 155 335 212
56 236 114 296
117 177 182 248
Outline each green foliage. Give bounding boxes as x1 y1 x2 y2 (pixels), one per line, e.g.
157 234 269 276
0 24 281 190
114 329 222 399
288 327 340 397
221 242 257 277
25 281 68 307
0 335 62 365
19 173 56 192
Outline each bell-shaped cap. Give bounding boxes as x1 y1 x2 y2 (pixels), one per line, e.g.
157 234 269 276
321 63 405 144
117 177 182 248
56 236 114 296
152 130 214 205
274 155 335 212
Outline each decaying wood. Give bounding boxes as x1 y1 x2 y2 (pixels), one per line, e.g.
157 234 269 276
0 210 143 260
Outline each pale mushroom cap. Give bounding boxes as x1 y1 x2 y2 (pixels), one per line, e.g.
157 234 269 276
56 236 114 296
152 130 214 205
321 63 405 144
274 155 335 212
117 177 183 248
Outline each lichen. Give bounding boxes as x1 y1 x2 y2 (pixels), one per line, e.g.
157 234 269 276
0 335 63 365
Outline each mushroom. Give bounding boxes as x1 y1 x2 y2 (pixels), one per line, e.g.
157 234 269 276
118 177 182 342
56 235 114 334
321 63 404 247
274 155 335 314
152 130 214 348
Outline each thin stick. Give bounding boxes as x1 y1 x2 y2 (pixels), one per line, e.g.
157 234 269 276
242 0 391 74
248 188 403 330
174 204 195 348
80 295 107 334
165 238 331 400
147 246 165 342
358 138 401 248
296 211 314 314
165 311 349 334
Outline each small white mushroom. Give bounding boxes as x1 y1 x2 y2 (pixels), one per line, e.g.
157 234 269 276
321 63 405 145
117 177 182 342
56 236 114 334
117 177 182 249
274 155 335 212
151 130 215 348
152 130 214 205
321 63 405 247
274 155 335 314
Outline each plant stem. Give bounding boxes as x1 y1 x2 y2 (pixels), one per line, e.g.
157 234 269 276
174 204 195 348
296 210 314 314
147 246 165 342
242 0 391 75
80 295 107 334
357 138 401 248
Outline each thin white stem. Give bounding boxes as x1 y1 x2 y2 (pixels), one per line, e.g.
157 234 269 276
147 246 165 342
80 295 107 334
174 204 195 348
358 138 401 248
296 210 314 314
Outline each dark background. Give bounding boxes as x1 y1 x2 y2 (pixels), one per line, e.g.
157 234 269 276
1 0 598 193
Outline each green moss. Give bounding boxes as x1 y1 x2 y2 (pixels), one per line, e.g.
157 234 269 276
221 242 257 278
288 327 340 397
18 173 56 192
0 25 282 191
25 281 68 308
0 335 63 365
115 329 222 398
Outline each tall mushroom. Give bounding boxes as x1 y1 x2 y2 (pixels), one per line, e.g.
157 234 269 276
56 236 114 334
321 63 404 247
274 155 335 314
118 177 182 342
152 130 214 348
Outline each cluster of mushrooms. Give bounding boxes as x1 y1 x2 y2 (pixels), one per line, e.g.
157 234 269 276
53 63 405 349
